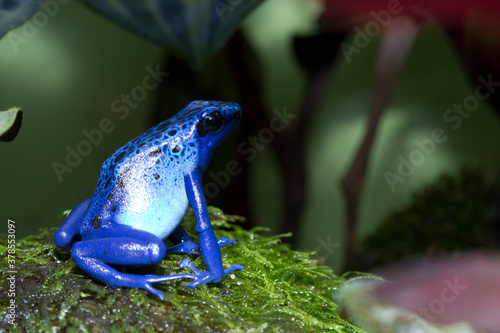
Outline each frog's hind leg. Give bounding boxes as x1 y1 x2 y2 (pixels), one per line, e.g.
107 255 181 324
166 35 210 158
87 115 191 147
53 198 91 249
71 224 195 300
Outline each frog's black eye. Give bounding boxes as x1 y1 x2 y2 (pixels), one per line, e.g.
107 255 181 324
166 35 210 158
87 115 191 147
197 111 225 137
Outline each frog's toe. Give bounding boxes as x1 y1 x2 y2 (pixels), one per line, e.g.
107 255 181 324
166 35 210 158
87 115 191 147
179 261 245 288
124 274 167 300
135 273 199 299
143 273 197 286
224 264 245 275
141 283 167 300
190 248 201 256
179 258 201 274
182 272 216 288
166 240 201 256
217 237 239 248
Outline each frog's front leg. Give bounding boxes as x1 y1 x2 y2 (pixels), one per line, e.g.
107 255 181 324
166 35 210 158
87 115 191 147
166 225 240 256
180 169 244 287
71 224 195 300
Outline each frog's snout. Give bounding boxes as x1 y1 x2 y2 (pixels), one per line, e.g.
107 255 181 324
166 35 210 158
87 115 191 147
232 109 241 121
224 102 241 121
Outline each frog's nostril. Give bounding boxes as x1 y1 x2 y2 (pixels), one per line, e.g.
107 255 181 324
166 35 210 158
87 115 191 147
233 110 241 120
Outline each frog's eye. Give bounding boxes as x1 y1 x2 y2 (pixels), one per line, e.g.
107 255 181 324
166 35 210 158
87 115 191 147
197 111 225 137
203 111 223 131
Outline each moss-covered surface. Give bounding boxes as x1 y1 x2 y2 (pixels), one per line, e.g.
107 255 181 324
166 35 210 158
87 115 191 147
351 168 500 271
0 207 366 332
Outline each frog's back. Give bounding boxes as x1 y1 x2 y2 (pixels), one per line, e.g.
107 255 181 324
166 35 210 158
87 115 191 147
80 102 207 239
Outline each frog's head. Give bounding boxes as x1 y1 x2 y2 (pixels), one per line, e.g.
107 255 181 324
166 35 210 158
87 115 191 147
183 100 241 169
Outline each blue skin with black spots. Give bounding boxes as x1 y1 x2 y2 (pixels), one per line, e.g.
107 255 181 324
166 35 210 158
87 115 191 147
53 100 244 300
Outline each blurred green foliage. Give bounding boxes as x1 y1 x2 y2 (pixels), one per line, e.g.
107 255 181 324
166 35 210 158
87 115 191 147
351 168 500 270
78 0 264 71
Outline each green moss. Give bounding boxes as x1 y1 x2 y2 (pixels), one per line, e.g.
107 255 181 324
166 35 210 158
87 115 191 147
351 168 500 270
0 207 365 332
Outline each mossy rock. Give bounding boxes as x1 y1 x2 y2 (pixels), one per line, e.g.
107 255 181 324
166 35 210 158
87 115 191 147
351 168 500 271
0 207 365 332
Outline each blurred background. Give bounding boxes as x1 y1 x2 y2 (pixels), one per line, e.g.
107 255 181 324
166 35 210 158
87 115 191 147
1 0 500 272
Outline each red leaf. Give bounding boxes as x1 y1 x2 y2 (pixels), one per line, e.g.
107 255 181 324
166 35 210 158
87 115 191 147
321 0 500 29
375 253 500 332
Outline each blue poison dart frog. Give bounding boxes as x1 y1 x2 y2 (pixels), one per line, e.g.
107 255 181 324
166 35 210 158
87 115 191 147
53 100 244 300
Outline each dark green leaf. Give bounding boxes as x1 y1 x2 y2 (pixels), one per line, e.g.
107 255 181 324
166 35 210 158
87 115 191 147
0 1 43 40
78 0 264 71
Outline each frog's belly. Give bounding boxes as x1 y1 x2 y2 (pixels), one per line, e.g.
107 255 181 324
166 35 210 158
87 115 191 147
116 183 189 240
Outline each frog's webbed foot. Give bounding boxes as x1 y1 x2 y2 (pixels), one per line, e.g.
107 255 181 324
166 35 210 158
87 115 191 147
178 258 245 288
126 273 195 300
166 240 201 256
167 237 239 256
216 237 239 248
